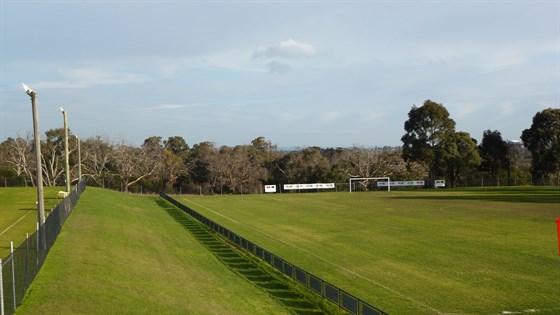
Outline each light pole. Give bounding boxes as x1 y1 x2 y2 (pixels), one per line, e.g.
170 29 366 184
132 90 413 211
60 107 71 193
22 83 45 229
74 135 82 183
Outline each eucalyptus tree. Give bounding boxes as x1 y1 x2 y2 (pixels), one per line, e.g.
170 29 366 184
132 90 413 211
0 133 35 186
42 128 74 186
521 108 560 185
437 131 481 187
162 136 190 191
223 145 268 194
401 100 456 186
479 130 509 186
189 141 215 192
112 137 161 192
81 136 113 187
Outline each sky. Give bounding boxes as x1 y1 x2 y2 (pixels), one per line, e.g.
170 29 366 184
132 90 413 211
1 1 559 149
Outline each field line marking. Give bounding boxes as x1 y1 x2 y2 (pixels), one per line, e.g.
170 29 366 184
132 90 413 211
0 210 33 236
262 195 283 202
183 199 239 224
182 197 446 315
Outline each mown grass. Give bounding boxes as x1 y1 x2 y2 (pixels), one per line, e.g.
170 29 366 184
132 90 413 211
0 187 64 259
15 187 292 314
175 187 560 315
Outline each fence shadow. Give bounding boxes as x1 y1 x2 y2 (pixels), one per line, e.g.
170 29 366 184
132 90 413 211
156 198 329 315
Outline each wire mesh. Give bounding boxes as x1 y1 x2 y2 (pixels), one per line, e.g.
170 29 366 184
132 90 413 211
0 180 86 315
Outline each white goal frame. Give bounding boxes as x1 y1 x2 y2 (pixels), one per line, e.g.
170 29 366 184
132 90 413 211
349 177 391 193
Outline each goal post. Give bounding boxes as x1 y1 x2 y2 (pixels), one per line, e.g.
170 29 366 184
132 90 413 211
349 177 391 193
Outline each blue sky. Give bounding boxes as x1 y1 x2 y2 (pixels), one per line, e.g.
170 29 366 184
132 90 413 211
1 1 558 148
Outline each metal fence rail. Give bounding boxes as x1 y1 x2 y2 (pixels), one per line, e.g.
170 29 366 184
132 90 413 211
161 193 388 315
0 180 86 315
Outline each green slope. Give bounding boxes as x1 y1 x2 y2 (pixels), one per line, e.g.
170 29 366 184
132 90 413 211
16 187 290 314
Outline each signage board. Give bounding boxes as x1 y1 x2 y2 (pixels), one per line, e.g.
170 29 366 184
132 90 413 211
283 183 335 190
377 181 425 187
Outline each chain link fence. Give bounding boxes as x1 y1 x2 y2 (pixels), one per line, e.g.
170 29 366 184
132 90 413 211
0 179 86 315
161 193 387 315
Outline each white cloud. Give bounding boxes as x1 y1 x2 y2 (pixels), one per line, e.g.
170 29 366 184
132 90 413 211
266 61 292 74
33 67 145 89
253 39 316 60
142 104 187 111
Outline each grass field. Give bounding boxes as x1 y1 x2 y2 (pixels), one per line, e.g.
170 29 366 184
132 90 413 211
0 187 65 259
4 186 559 314
175 187 560 315
14 187 332 314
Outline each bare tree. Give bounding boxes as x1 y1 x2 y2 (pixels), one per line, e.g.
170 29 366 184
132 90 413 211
1 133 36 186
112 138 161 192
82 136 113 187
344 146 408 190
42 128 74 187
225 145 268 194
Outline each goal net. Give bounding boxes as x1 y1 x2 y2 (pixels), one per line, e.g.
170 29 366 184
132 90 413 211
349 177 391 193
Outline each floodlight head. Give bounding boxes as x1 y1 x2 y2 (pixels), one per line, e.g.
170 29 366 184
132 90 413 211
22 83 34 96
60 107 65 113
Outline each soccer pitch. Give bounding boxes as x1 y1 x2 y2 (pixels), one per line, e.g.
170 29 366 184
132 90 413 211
176 187 560 315
0 187 63 259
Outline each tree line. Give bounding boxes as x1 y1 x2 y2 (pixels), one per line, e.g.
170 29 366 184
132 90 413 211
1 101 558 193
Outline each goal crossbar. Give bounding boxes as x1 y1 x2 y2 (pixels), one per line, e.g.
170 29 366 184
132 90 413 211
349 177 391 193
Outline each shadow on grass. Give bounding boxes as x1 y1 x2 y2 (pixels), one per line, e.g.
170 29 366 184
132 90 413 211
156 198 333 315
390 187 560 204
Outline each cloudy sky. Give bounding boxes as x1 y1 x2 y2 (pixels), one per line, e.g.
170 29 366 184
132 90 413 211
1 1 558 148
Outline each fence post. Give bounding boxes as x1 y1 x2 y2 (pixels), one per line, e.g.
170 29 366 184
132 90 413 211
26 233 30 287
1 258 4 315
10 242 15 311
36 222 39 270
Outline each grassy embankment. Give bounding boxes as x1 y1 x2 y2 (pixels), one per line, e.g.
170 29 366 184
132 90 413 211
14 187 322 314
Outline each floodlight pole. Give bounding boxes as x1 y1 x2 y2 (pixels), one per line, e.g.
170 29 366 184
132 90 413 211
61 108 71 193
22 83 45 229
74 135 82 183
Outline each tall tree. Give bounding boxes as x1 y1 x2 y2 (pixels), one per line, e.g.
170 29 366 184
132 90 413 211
521 108 560 185
0 134 35 186
479 130 509 186
224 145 268 194
273 148 329 184
42 128 74 186
164 136 189 157
189 141 215 192
437 132 481 187
506 141 532 186
250 136 278 184
112 137 160 192
344 146 407 190
401 100 456 186
163 136 190 191
82 136 113 187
